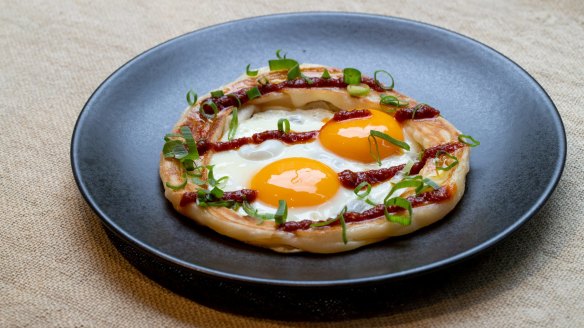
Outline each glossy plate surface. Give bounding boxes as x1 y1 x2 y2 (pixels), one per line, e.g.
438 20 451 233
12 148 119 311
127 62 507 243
72 13 565 287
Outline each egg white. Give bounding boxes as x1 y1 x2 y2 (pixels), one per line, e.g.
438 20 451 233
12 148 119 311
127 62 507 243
210 105 421 222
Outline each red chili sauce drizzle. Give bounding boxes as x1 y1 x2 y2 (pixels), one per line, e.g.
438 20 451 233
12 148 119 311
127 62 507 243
279 187 451 232
338 164 405 189
196 130 319 156
180 189 257 207
332 109 371 121
338 142 465 188
200 77 386 114
394 104 440 122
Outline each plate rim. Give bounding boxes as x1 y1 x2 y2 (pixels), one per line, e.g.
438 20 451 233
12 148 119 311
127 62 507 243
71 11 567 287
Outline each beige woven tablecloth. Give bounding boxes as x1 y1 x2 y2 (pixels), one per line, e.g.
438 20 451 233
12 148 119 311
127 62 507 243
2 0 583 326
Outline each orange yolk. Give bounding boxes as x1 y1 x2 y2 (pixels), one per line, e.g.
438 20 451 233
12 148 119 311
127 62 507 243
319 109 405 163
250 157 340 208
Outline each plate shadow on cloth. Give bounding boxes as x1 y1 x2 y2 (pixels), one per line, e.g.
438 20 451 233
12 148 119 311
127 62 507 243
103 201 555 322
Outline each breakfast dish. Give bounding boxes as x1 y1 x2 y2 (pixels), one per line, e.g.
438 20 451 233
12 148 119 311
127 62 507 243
159 52 479 253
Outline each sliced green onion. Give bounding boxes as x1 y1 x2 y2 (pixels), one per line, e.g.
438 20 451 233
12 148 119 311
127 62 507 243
374 70 395 90
354 182 372 199
215 176 228 188
369 135 382 166
206 165 217 186
343 68 361 85
370 130 410 151
257 76 270 85
242 201 275 221
321 69 331 79
210 90 224 98
275 49 286 59
171 143 189 159
287 64 301 80
458 134 480 147
246 86 261 100
274 200 288 225
179 126 199 162
338 206 348 244
380 95 409 107
278 118 290 133
347 84 370 97
191 176 205 186
385 178 423 201
200 101 218 118
186 90 198 106
165 173 188 191
228 107 238 141
269 58 299 71
246 64 259 77
209 186 224 199
369 130 410 164
412 103 425 119
423 178 440 190
402 160 414 176
164 133 181 141
435 150 459 171
163 139 184 158
309 206 348 244
383 197 412 225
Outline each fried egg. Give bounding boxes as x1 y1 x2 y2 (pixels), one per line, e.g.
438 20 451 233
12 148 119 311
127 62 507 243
210 105 421 222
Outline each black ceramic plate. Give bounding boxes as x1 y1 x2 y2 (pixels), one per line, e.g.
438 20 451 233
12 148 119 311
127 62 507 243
72 13 565 289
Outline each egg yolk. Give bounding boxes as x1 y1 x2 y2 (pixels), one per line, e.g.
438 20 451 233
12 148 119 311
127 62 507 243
319 109 405 163
250 157 340 208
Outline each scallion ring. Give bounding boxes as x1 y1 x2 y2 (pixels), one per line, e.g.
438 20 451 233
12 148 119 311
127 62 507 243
246 64 259 77
246 86 261 100
210 90 224 98
380 95 409 107
347 84 371 97
278 118 290 133
383 197 412 225
186 90 197 106
374 70 395 90
268 58 298 71
199 100 218 119
458 134 480 147
343 68 361 85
